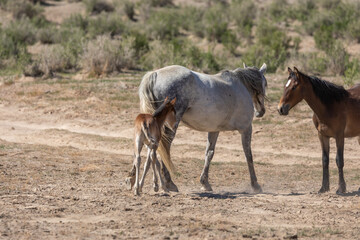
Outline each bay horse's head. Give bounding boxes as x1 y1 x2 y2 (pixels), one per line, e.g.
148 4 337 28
278 67 304 115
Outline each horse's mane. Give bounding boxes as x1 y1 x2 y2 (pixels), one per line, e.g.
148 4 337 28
299 71 349 105
234 67 267 97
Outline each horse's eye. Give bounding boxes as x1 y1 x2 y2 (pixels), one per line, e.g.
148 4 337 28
292 85 297 90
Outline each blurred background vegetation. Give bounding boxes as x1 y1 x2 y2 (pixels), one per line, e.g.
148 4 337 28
0 0 359 85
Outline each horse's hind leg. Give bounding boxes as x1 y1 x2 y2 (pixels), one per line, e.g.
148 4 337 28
160 125 179 192
153 151 168 192
240 126 262 193
139 148 152 192
125 164 136 190
134 144 143 196
318 133 330 193
200 132 219 191
335 135 346 194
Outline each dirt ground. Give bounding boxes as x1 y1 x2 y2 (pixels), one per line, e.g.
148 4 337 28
0 72 359 239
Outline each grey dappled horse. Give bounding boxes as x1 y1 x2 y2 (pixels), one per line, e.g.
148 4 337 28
134 63 267 193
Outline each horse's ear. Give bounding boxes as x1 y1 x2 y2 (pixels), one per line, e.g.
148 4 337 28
243 62 248 68
164 96 169 103
260 63 267 74
294 66 299 73
288 67 293 74
170 97 176 105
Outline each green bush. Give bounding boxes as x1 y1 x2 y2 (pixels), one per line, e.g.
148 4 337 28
179 6 205 38
267 0 288 21
88 13 126 38
313 25 335 52
146 9 181 40
62 14 89 33
6 0 43 19
231 0 256 40
202 4 229 42
149 0 173 7
84 0 114 15
37 26 59 44
123 1 135 21
243 21 290 72
344 58 360 86
141 39 220 73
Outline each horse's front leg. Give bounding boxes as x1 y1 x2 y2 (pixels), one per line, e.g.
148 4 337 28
335 135 346 194
240 126 262 193
200 132 219 191
318 133 330 193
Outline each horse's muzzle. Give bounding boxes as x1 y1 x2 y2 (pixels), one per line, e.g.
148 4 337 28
255 109 265 118
278 104 290 116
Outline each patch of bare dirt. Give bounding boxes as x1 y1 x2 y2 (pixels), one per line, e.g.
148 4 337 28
0 73 359 239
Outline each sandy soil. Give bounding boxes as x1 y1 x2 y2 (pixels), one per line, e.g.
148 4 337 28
0 72 359 239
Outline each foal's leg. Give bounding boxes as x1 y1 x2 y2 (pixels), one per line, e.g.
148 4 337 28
335 135 346 194
240 126 262 193
133 140 143 196
139 148 153 192
200 132 219 191
318 133 330 193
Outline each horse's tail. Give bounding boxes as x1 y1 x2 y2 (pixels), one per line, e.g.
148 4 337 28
139 71 175 175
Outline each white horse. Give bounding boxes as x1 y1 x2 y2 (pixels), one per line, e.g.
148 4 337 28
129 63 267 193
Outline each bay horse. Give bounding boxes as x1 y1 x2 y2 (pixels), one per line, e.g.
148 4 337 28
278 67 360 194
137 63 268 193
130 97 177 196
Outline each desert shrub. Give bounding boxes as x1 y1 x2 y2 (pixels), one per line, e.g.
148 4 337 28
123 1 135 21
231 0 256 40
202 4 229 42
149 0 173 7
243 21 290 72
267 0 288 21
146 9 181 40
327 41 349 76
319 0 341 9
81 35 136 76
87 13 126 38
141 39 220 73
2 18 37 46
84 0 114 15
313 25 335 52
23 45 71 77
348 21 360 43
62 14 89 33
37 26 59 44
344 58 360 86
179 6 205 38
306 53 328 74
6 0 43 19
290 0 317 22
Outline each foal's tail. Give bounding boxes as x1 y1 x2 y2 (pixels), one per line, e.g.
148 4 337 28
139 71 175 175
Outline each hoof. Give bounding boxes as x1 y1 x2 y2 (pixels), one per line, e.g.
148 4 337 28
252 183 262 193
201 185 212 192
134 188 140 196
336 184 346 194
201 183 213 192
153 184 159 192
166 180 179 192
125 177 135 190
318 186 329 193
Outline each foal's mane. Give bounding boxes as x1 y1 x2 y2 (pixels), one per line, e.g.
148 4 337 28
152 99 170 118
299 71 349 105
234 67 267 96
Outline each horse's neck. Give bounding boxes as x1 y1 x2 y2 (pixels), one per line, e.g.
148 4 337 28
155 111 169 128
303 82 329 121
